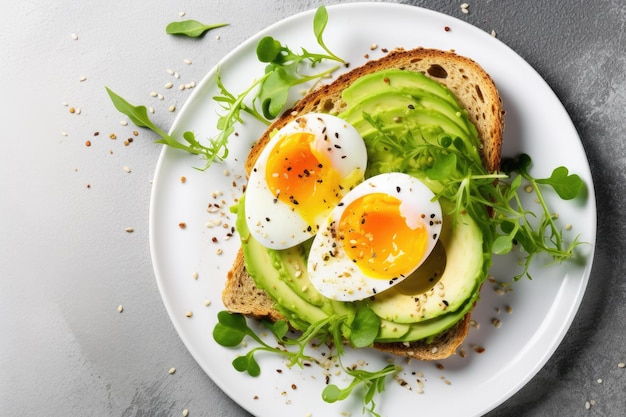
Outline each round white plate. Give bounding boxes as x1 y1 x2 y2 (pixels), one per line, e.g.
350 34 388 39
150 3 596 416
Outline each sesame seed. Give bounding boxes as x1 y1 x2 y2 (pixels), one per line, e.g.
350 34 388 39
182 409 189 417
192 271 198 280
491 29 497 37
165 82 173 89
179 11 186 17
167 68 175 75
150 91 158 97
120 120 128 126
185 311 193 318
597 378 603 384
168 367 176 374
117 305 124 313
203 300 212 307
71 33 78 40
179 84 186 91
125 227 134 233
169 105 176 112
123 166 131 173
585 401 590 410
184 58 192 65
149 106 155 113
79 76 87 82
618 362 625 368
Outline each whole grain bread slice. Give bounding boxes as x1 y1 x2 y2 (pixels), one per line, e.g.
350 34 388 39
223 47 504 360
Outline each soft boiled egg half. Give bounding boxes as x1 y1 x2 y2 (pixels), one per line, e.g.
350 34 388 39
307 172 443 302
245 113 368 249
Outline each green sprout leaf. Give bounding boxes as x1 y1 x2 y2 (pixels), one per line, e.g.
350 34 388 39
349 306 380 348
165 20 228 38
536 166 584 200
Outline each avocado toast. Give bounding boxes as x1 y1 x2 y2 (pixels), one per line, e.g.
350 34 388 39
223 47 505 360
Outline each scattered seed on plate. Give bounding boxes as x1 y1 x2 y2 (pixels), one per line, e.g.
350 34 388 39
184 58 192 65
123 166 131 173
185 311 193 318
150 91 158 97
461 3 469 14
71 33 78 40
169 105 176 112
165 82 173 89
120 120 128 126
168 367 176 374
178 222 187 229
79 76 87 82
125 227 134 233
203 300 212 307
192 271 198 280
117 305 124 313
149 106 155 113
167 68 175 75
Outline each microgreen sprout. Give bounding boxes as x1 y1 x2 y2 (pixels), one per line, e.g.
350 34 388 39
213 305 394 416
165 20 228 38
105 87 217 169
107 6 343 171
363 112 586 280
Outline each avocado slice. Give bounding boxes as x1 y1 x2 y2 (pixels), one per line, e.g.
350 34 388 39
339 69 482 167
342 69 459 108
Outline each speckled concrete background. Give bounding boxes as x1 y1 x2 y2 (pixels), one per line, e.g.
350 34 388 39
2 0 624 416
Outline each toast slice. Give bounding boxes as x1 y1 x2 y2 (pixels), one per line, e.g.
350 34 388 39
223 47 504 360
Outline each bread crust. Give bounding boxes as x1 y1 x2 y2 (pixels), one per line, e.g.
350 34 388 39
223 47 504 360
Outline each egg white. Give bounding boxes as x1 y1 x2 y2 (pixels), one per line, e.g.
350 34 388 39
307 172 443 302
245 113 367 249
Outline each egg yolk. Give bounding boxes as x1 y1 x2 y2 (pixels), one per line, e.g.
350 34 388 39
265 132 346 227
338 193 428 280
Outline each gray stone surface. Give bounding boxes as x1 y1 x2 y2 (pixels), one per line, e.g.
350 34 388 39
1 0 624 416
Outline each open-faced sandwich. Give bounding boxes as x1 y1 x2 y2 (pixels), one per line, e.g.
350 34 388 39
222 47 505 360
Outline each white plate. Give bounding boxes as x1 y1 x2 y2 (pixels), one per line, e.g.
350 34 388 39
150 3 596 416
